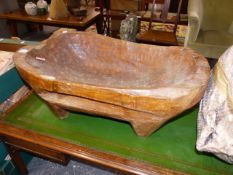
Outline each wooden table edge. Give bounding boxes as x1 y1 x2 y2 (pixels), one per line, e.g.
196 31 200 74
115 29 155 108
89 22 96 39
0 7 103 34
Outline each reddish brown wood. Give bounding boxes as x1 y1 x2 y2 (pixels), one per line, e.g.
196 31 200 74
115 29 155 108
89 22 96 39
6 137 68 165
0 43 25 52
13 30 210 137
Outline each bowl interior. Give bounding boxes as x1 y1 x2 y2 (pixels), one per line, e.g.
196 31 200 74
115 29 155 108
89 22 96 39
25 33 197 89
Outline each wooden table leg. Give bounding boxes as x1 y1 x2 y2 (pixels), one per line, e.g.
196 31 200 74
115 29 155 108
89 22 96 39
38 24 43 31
6 144 28 175
26 24 43 33
46 103 69 119
6 20 18 37
96 14 104 34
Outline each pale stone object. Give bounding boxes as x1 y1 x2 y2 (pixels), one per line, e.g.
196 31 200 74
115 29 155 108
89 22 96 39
120 14 138 42
25 2 38 16
197 45 233 164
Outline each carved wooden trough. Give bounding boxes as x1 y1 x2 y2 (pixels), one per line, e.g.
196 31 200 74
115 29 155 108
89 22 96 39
13 30 210 137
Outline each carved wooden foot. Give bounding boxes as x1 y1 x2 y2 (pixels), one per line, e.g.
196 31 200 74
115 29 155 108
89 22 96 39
47 103 69 119
38 91 168 137
131 120 164 137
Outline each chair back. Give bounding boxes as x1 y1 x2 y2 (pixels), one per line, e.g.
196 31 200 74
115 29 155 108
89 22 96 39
109 0 140 11
148 0 182 33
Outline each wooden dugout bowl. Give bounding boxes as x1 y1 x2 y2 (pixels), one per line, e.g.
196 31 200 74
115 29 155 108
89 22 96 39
13 30 210 137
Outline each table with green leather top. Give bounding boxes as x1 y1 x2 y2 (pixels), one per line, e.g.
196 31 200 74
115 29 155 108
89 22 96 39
0 92 232 175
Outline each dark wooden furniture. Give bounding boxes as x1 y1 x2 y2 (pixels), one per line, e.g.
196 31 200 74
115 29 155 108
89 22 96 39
170 0 188 14
136 0 182 45
0 6 103 37
96 0 188 13
99 0 187 38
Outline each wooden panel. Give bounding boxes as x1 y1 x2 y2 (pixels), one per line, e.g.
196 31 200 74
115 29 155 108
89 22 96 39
4 136 68 165
0 122 185 175
0 43 25 52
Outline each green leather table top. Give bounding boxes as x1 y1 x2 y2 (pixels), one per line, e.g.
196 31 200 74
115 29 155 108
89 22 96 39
3 93 233 175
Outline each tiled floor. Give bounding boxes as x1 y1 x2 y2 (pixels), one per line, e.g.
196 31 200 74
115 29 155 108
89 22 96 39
27 157 117 175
